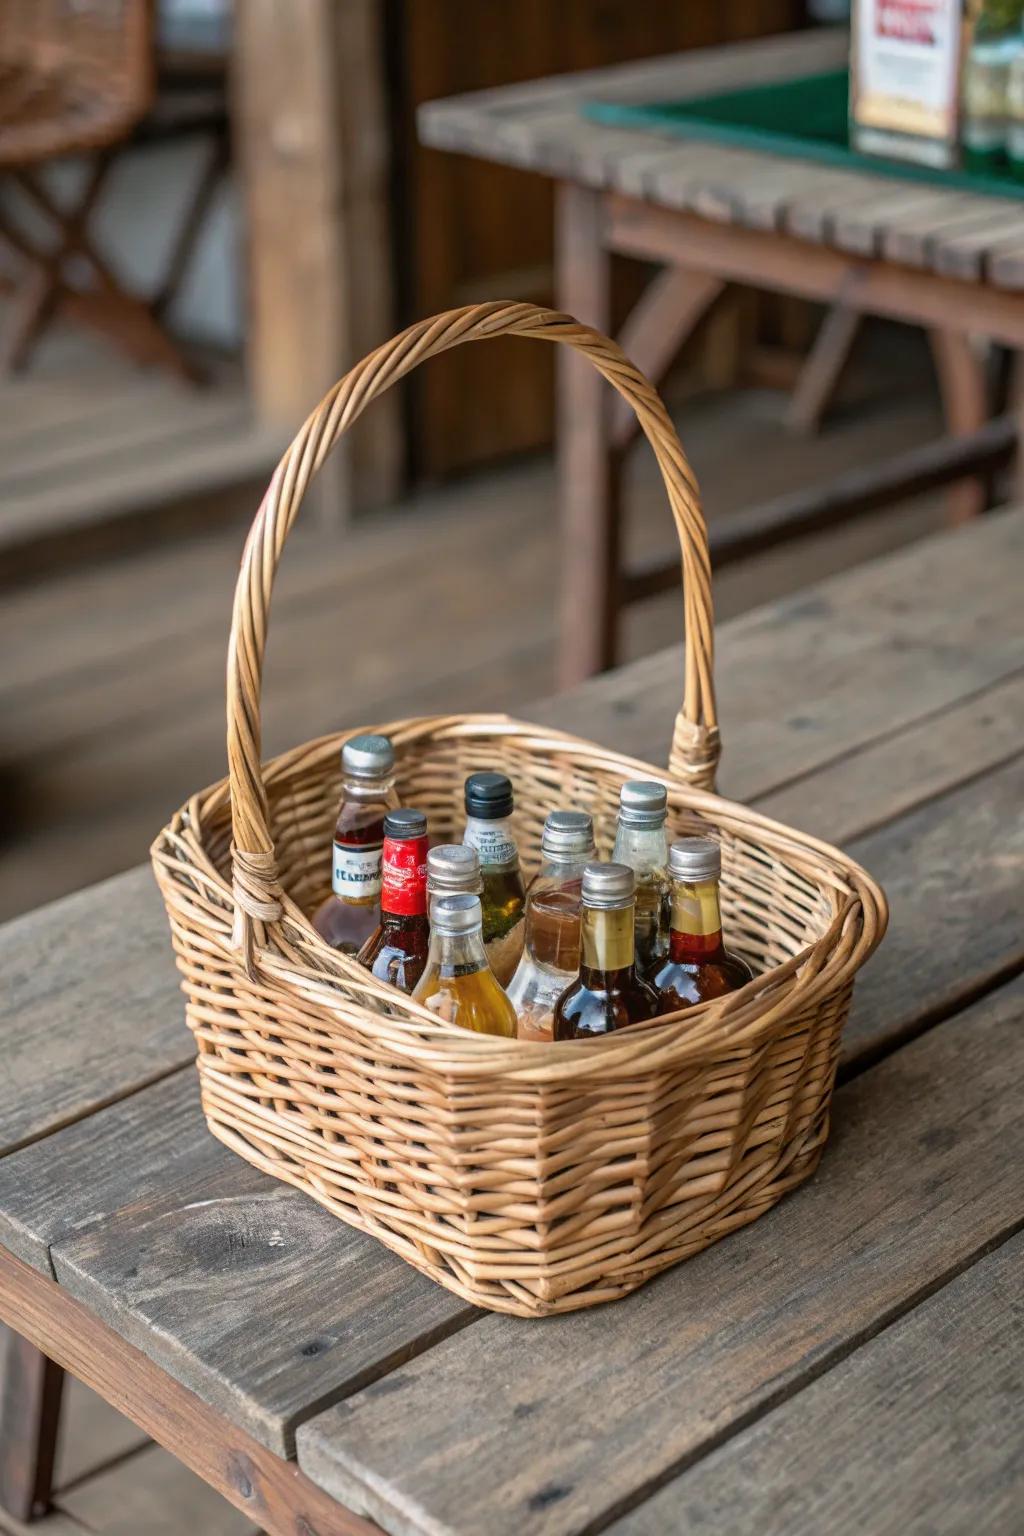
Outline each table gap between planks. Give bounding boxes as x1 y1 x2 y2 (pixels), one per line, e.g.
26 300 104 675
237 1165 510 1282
1 507 1023 1536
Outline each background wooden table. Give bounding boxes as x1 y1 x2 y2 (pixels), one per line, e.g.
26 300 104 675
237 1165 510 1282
420 29 1024 685
1 507 1023 1535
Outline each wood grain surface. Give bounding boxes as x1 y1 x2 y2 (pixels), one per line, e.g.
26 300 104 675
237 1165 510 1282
296 978 1024 1536
607 1230 1024 1536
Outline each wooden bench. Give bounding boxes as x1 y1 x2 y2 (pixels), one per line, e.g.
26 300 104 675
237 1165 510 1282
1 505 1022 1534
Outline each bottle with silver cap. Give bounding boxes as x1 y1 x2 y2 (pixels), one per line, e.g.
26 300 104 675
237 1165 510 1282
312 733 400 953
611 780 671 973
412 894 517 1037
552 863 658 1040
506 810 596 1041
461 771 526 987
426 844 484 903
648 838 753 1013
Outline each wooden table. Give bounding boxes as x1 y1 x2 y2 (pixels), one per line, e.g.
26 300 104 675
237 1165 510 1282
420 29 1024 686
2 508 1023 1536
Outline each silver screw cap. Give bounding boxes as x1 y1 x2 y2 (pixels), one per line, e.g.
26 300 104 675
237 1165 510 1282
618 779 668 828
669 837 721 883
341 733 395 779
431 892 484 935
427 844 483 896
581 861 635 909
541 809 595 859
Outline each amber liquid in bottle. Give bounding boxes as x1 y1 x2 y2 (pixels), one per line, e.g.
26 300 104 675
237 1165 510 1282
358 816 429 993
312 762 399 954
412 897 517 1037
648 877 753 1012
553 901 658 1040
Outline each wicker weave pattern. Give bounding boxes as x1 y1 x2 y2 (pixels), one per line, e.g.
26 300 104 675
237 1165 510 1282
152 304 887 1315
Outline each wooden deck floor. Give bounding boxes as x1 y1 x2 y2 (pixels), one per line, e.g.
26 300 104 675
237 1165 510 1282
1 348 950 923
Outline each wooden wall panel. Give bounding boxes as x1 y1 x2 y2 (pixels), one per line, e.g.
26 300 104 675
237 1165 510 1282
394 0 809 479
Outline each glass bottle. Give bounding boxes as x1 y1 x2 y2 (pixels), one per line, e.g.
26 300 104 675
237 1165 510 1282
426 843 483 903
412 893 517 1037
461 771 526 987
506 810 596 1042
611 780 670 974
312 734 399 953
358 809 430 993
553 863 658 1041
648 838 754 1013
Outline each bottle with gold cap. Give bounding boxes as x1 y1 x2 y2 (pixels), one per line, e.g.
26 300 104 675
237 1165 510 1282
553 863 658 1040
648 837 753 1013
413 893 517 1037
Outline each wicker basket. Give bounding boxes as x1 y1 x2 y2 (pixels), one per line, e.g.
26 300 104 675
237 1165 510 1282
152 302 887 1317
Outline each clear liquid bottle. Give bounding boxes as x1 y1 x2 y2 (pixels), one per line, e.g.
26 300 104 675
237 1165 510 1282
648 838 753 1013
553 863 659 1040
358 809 430 993
611 780 670 974
412 893 517 1037
506 810 596 1041
312 734 399 953
461 771 526 987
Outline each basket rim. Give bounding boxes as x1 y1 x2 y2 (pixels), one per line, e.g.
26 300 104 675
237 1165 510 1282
152 713 888 1085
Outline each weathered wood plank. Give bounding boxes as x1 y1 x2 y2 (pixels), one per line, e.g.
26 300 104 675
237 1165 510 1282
0 869 189 1158
0 1074 474 1455
0 1245 378 1536
534 507 1024 801
606 1231 1024 1536
295 978 1024 1536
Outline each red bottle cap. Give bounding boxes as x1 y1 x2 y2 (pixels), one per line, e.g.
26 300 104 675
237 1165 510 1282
381 819 428 916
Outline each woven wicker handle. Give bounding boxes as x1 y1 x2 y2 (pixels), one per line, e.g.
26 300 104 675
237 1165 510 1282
226 302 718 953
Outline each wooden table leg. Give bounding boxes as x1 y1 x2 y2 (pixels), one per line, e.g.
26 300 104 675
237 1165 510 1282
555 182 620 687
0 1324 64 1523
929 328 991 523
785 301 863 436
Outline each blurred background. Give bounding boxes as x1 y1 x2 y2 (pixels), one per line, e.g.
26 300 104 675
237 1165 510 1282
1 0 993 933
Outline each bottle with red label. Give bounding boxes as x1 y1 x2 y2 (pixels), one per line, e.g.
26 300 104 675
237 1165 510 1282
358 809 430 992
312 734 399 953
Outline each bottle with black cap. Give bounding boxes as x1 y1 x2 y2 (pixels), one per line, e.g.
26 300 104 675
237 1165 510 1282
461 771 526 987
553 863 658 1040
358 809 430 992
648 838 753 1013
312 733 399 953
506 810 596 1041
412 893 517 1037
611 780 671 973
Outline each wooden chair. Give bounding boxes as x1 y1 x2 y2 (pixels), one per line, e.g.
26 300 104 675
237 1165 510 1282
0 0 194 376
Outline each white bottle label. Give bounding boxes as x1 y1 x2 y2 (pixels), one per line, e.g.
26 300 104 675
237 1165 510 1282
332 842 382 901
464 823 517 866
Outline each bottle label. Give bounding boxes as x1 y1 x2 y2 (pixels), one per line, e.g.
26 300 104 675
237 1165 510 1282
332 842 382 901
382 834 429 916
464 822 517 867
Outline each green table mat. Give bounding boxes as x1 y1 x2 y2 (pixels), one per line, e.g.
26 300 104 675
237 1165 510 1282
584 69 1024 200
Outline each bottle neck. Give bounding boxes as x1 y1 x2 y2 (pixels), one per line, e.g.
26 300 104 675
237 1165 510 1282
668 877 725 963
427 925 490 974
580 902 635 981
342 772 396 808
612 821 668 872
381 834 428 918
463 814 518 868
